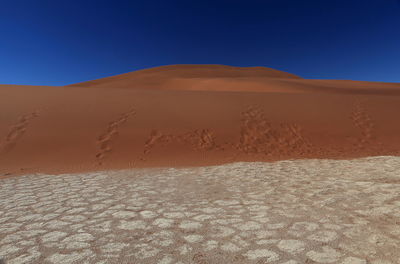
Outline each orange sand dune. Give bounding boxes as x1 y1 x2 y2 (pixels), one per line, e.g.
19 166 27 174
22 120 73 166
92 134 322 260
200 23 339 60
69 64 302 89
1 65 400 177
70 64 400 95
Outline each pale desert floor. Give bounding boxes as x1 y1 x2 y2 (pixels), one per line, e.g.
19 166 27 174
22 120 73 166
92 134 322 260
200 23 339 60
1 156 399 264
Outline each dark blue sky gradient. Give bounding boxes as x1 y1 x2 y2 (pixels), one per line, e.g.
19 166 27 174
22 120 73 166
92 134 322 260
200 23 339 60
1 0 399 85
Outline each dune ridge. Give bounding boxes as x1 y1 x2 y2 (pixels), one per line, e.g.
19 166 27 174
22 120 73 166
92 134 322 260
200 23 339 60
1 65 400 176
68 64 302 89
68 64 400 95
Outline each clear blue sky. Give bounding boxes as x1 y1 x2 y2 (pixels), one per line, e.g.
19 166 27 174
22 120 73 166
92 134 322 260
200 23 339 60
1 0 399 85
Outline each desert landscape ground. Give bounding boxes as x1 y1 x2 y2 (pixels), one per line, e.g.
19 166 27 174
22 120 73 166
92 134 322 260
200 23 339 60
0 65 400 263
1 65 400 176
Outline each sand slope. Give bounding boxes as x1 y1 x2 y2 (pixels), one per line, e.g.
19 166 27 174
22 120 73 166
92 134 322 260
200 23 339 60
1 65 400 176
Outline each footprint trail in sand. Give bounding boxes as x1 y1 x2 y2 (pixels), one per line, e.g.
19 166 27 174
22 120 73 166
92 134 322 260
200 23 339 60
0 111 39 155
237 106 313 156
350 100 380 152
95 109 135 165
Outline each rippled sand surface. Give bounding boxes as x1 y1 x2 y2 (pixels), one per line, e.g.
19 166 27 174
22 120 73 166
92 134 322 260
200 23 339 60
1 156 399 263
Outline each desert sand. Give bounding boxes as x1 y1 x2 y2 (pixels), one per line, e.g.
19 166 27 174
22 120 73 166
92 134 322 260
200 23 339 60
1 65 400 264
1 64 400 176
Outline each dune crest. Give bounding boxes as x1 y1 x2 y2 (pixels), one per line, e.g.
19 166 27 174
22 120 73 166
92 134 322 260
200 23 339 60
68 64 302 90
68 64 400 95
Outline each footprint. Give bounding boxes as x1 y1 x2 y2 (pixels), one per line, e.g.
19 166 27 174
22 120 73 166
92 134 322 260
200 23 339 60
181 129 221 151
237 105 313 156
350 99 378 151
143 130 173 156
0 111 39 155
95 109 135 165
140 128 222 161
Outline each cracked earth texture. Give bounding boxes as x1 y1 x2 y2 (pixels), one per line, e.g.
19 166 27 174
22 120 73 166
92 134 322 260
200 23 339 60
1 156 400 264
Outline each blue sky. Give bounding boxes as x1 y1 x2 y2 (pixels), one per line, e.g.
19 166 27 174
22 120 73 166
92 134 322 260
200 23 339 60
0 0 399 85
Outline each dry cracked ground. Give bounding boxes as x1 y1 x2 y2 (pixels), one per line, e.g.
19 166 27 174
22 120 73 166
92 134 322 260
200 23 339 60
1 156 400 264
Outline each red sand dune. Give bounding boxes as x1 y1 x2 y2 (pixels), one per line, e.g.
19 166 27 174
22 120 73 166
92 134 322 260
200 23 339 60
1 64 400 177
